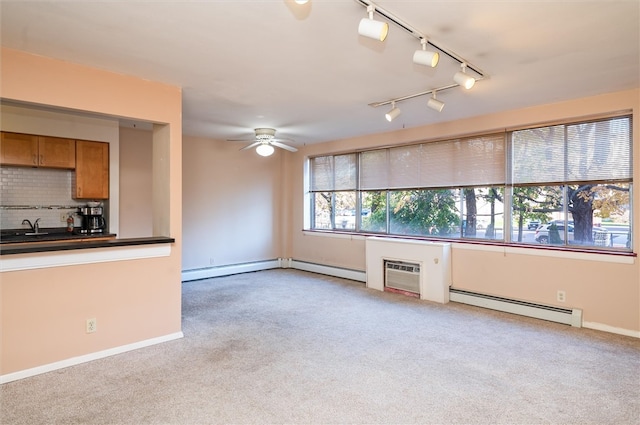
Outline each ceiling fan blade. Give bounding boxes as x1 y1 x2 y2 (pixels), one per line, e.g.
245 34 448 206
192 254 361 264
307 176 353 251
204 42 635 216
271 140 298 152
227 138 253 142
240 141 261 151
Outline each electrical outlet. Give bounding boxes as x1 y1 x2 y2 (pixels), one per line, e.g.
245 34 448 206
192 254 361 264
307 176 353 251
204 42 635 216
86 318 97 333
209 257 215 265
60 212 68 223
557 290 566 303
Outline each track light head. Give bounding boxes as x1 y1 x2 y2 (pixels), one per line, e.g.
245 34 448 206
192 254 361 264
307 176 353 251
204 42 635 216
358 5 389 41
256 143 275 157
385 102 401 122
427 92 445 112
413 39 439 67
453 63 476 89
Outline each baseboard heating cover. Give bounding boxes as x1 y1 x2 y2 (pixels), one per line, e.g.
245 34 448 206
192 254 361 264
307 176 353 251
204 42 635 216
182 259 281 281
449 289 582 327
182 259 366 283
286 260 366 282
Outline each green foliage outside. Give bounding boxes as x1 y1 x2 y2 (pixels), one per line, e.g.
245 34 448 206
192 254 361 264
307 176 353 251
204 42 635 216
363 190 459 236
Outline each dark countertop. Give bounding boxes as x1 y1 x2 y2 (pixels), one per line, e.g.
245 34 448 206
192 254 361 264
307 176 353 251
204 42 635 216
0 228 175 255
1 227 116 244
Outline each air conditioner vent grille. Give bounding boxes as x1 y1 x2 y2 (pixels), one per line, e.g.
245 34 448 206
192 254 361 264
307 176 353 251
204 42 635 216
385 260 420 294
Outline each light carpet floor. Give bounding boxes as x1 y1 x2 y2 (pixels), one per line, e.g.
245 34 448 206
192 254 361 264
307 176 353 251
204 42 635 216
1 269 639 424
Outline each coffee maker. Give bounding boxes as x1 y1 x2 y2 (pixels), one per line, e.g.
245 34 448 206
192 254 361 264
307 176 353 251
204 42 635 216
77 205 106 234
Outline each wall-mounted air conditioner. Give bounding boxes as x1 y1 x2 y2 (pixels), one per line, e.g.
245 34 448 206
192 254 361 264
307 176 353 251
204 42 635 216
365 237 451 304
385 260 420 294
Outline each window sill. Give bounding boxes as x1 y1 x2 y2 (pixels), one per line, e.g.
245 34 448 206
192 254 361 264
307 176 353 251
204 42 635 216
302 229 635 264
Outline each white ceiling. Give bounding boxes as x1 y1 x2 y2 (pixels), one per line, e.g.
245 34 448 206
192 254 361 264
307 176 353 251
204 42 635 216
1 0 638 147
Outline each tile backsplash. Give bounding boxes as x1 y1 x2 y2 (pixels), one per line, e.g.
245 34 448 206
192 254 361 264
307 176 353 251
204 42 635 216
0 166 86 229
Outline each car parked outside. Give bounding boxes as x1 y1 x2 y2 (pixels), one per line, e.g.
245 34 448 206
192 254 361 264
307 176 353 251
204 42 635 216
535 223 608 244
527 220 540 230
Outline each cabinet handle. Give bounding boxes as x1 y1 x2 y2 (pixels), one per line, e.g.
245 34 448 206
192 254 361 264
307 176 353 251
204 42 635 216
32 154 37 165
40 154 44 165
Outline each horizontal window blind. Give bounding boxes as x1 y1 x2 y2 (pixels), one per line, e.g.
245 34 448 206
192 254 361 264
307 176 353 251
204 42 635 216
566 118 632 181
360 134 505 190
310 156 332 191
359 149 389 190
512 116 631 184
310 153 356 191
511 125 565 184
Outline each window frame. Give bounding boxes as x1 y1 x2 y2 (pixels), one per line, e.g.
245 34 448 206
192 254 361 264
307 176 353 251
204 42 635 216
307 113 633 254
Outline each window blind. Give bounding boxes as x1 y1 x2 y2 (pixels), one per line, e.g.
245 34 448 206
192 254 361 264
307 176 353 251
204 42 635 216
310 153 356 191
359 133 505 190
359 149 389 190
511 116 631 184
566 117 632 181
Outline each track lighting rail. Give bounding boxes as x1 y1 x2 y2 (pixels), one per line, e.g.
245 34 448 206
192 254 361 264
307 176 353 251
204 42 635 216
368 83 459 108
353 0 485 78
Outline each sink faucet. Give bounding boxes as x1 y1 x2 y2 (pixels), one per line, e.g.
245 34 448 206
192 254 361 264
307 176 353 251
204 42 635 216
22 218 41 233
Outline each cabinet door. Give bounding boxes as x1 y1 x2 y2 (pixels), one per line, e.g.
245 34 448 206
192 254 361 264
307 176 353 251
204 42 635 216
0 132 38 166
75 140 109 199
38 136 76 169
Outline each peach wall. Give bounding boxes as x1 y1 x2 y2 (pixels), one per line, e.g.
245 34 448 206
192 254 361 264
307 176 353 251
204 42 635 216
119 127 153 238
287 88 640 335
2 253 179 373
450 247 638 331
181 135 283 270
1 48 182 376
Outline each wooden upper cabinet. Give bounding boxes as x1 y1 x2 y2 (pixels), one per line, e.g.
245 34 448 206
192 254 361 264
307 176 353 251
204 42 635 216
74 140 109 199
1 132 39 166
0 132 75 169
37 136 76 169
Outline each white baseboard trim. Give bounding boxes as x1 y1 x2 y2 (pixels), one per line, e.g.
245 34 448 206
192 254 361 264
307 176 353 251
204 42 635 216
0 332 184 384
582 321 640 338
288 259 367 282
182 259 281 282
182 258 366 283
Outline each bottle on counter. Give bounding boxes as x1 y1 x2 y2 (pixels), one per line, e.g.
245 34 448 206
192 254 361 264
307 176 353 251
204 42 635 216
66 214 74 233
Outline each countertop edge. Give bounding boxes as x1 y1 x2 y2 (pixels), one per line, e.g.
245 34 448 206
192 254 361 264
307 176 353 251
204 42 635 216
0 237 176 256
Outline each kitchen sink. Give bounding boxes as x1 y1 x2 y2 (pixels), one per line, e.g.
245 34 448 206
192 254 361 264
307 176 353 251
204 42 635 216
1 230 64 244
0 229 114 244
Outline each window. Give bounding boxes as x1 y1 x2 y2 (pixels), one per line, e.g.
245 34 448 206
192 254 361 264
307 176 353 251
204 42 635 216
360 191 387 233
308 115 632 251
460 187 505 240
511 116 632 249
309 154 357 231
388 189 459 237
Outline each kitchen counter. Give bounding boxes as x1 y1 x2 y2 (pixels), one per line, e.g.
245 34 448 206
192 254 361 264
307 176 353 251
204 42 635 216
1 228 116 244
0 227 174 256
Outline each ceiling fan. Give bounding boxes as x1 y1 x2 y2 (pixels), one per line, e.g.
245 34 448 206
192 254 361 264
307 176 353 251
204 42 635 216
229 128 298 156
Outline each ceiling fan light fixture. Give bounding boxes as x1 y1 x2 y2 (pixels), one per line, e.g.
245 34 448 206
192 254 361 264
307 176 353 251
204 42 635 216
256 143 275 157
254 127 276 141
413 39 439 67
294 0 309 3
358 5 388 41
453 62 476 89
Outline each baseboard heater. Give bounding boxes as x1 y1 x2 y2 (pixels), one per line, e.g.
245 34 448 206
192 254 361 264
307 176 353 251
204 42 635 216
449 289 582 327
